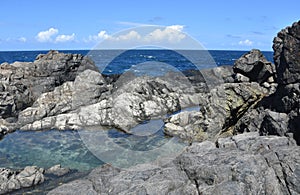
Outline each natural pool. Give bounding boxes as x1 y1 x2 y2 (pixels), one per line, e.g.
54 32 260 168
0 107 197 172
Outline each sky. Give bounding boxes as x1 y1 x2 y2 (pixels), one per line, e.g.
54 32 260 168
0 0 299 51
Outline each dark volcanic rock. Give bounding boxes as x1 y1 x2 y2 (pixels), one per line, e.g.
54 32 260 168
270 20 300 144
164 82 269 142
273 20 300 85
48 133 300 195
233 49 276 84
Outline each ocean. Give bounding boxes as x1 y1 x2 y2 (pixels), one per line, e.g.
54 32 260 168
0 50 274 75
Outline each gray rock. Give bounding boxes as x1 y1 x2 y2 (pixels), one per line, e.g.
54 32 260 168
17 69 108 128
48 133 300 195
260 109 289 136
164 111 205 141
0 166 44 194
164 82 269 142
47 179 98 195
45 164 70 177
273 20 300 85
233 49 276 84
232 107 267 134
271 20 300 144
0 50 97 135
18 70 208 132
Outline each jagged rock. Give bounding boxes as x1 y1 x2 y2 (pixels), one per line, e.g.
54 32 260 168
200 65 234 86
16 166 44 188
48 133 300 195
18 70 208 132
260 109 289 136
270 20 300 144
273 20 300 84
0 166 44 194
164 111 206 141
17 69 108 128
0 50 97 136
164 82 269 142
233 49 276 84
231 106 267 134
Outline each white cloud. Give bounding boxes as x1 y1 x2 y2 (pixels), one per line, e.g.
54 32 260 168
85 25 186 45
112 30 141 41
238 39 253 46
55 33 75 43
36 28 58 42
18 37 27 42
97 31 109 39
84 30 110 42
144 25 185 43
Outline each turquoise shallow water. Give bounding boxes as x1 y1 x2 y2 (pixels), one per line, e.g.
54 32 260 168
0 130 103 171
0 107 198 171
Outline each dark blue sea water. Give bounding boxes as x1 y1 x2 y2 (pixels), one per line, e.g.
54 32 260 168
0 50 274 75
0 50 273 172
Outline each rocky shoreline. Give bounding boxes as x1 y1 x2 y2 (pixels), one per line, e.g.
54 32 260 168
0 21 299 194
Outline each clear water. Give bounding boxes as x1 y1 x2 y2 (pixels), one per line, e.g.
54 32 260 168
0 126 183 172
0 130 102 171
0 106 198 171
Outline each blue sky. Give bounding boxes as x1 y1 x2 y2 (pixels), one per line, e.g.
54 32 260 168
0 0 299 51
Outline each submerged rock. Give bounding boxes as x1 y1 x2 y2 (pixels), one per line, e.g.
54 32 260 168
45 164 70 177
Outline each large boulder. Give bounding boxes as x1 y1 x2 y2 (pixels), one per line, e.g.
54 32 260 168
0 166 44 194
233 49 276 84
16 69 208 132
270 20 300 144
273 20 300 84
0 50 97 120
164 82 269 142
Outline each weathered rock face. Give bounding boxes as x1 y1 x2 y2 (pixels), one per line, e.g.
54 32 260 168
164 82 269 142
166 20 300 144
269 20 300 144
0 166 44 194
17 70 207 132
233 49 276 84
48 133 300 195
273 20 300 85
0 164 71 194
0 50 97 121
